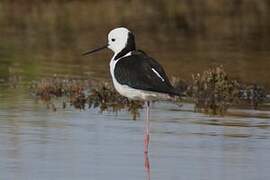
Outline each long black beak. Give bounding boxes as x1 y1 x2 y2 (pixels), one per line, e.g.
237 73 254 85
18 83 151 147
82 44 108 56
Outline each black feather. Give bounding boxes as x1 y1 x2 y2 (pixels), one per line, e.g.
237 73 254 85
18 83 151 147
114 50 181 96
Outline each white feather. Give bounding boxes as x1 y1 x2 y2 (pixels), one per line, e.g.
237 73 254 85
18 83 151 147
151 68 165 82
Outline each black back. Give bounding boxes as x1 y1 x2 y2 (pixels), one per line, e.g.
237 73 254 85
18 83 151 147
114 50 180 96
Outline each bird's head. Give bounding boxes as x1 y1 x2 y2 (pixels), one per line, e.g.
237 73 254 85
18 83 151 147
107 27 135 54
83 27 136 56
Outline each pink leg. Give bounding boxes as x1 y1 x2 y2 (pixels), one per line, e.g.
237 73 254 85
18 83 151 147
144 151 151 180
144 101 150 153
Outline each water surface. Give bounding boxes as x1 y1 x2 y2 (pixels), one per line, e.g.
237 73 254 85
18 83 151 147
0 87 270 180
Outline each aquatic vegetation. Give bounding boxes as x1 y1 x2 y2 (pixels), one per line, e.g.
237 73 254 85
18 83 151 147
87 83 144 120
190 65 241 115
30 65 268 117
30 77 144 119
30 77 90 102
239 84 267 109
189 65 268 114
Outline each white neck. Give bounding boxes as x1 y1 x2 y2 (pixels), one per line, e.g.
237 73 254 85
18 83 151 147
109 51 132 97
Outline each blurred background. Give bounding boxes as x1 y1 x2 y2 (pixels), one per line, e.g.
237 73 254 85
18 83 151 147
0 0 269 88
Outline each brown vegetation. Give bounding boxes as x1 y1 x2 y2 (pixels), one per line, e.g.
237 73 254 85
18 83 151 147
30 65 268 117
190 65 267 114
30 77 144 119
0 0 269 50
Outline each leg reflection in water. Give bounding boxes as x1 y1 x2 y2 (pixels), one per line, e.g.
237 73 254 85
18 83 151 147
144 152 151 180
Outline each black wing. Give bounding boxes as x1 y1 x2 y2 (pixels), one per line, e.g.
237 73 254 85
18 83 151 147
114 50 180 96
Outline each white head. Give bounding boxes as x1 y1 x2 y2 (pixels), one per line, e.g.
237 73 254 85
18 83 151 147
107 27 131 54
83 27 136 58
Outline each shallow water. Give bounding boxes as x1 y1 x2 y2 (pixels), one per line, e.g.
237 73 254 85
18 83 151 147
0 87 270 180
1 1 270 179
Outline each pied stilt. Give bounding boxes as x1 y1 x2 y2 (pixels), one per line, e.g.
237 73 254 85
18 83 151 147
83 27 181 153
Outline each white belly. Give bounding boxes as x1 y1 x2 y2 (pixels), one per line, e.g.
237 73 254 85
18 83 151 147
110 57 170 101
113 78 169 101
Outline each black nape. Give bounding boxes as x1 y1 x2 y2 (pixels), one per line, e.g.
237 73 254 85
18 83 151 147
114 32 136 60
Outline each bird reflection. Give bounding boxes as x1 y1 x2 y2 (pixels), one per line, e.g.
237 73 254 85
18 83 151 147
144 152 151 180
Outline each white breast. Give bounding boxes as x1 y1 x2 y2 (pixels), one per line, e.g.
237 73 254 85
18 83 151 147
109 53 170 101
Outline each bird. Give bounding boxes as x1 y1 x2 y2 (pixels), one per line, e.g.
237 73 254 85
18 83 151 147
83 27 181 153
